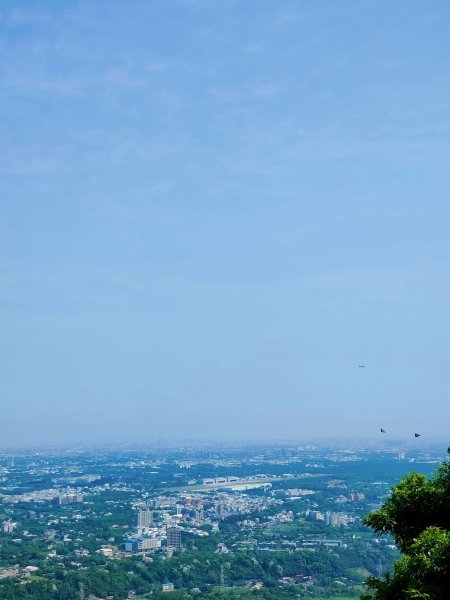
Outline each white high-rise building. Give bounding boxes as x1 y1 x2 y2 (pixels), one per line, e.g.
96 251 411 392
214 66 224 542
137 506 153 529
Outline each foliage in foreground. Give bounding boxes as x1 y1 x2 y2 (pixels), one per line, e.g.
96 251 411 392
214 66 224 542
361 449 450 599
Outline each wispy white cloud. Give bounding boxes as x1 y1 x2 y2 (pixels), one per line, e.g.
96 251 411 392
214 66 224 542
8 74 85 95
0 143 72 175
5 66 155 96
208 81 282 104
84 179 174 220
0 6 56 29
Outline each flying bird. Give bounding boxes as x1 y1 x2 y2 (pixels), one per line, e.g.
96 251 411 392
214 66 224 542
358 365 366 368
380 428 386 433
414 433 421 438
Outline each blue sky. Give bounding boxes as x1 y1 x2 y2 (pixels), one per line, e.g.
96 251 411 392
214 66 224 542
1 0 450 445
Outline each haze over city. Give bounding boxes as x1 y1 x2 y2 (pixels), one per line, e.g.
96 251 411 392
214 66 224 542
1 0 450 445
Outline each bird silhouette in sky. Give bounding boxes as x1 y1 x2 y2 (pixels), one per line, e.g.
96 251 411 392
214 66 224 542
378 428 422 437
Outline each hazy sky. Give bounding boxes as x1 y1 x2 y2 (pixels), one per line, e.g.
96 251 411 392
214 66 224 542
1 0 450 446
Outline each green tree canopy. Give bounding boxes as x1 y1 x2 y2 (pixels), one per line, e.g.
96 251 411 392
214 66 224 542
361 448 450 599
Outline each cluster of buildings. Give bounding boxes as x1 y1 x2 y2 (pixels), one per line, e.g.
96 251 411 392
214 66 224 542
348 491 366 502
125 504 162 553
2 520 16 533
1 487 84 505
55 492 84 505
306 509 356 527
123 491 282 554
0 565 39 580
0 444 415 600
124 503 188 554
194 474 274 491
324 511 355 527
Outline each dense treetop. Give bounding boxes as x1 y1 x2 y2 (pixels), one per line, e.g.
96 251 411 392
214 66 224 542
362 449 450 599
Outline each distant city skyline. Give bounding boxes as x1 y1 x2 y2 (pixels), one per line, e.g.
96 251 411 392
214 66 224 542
1 1 450 445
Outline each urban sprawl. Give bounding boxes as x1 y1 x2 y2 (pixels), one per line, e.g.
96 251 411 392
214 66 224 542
0 443 445 599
